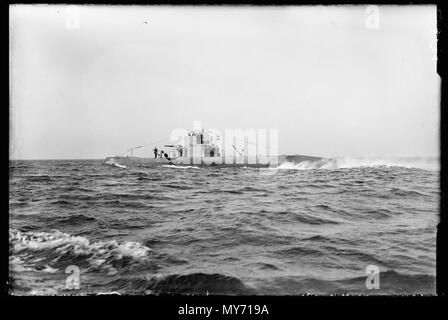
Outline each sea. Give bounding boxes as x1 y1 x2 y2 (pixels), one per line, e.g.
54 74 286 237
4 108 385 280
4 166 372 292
9 157 439 295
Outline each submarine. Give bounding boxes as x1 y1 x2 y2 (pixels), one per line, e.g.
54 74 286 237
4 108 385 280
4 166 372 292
104 128 332 168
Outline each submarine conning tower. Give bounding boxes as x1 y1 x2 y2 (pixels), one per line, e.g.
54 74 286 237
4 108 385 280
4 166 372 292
182 129 222 161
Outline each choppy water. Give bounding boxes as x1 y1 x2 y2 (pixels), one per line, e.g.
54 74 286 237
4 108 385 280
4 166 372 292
9 158 439 295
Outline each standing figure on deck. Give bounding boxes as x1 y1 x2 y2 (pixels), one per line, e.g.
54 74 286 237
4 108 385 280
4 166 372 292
153 147 158 158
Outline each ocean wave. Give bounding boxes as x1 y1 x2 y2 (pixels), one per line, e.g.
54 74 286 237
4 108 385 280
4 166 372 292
43 214 96 226
9 159 438 295
256 270 436 295
25 175 53 182
290 212 340 225
9 229 152 274
274 246 323 258
137 176 162 181
252 262 281 271
389 187 430 198
146 273 255 295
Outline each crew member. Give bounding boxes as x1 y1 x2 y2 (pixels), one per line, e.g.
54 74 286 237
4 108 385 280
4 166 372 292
153 147 158 158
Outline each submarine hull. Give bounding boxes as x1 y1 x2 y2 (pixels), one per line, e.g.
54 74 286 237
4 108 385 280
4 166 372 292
104 154 331 168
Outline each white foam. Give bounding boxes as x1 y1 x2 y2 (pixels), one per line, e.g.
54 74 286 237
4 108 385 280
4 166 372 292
12 230 89 253
104 158 127 169
162 164 199 169
96 291 121 295
276 160 337 170
113 162 127 169
9 255 36 272
42 265 59 273
10 230 152 268
273 157 439 171
336 157 439 171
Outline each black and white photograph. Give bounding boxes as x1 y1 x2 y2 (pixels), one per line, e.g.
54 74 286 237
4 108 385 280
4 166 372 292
8 4 440 297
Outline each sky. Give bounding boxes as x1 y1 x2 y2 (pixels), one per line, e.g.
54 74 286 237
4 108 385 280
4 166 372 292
10 5 439 159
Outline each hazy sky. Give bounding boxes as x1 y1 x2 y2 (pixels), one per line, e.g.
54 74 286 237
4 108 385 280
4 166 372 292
10 5 439 159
